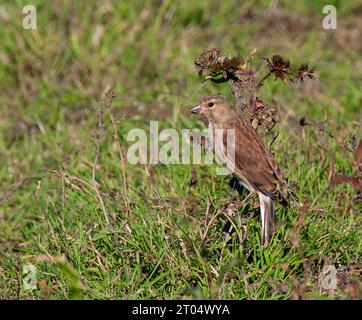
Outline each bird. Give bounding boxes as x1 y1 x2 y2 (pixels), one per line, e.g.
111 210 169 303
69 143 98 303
190 94 294 249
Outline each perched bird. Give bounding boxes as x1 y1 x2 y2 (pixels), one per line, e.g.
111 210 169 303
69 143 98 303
190 95 294 249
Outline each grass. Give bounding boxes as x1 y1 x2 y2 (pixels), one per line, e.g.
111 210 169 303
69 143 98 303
0 0 361 299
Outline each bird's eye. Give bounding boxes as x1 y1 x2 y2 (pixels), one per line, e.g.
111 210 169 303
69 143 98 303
208 102 214 108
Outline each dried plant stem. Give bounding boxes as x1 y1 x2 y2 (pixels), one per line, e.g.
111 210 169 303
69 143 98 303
93 108 110 226
92 142 110 225
88 233 105 269
107 109 130 217
256 71 272 90
61 173 66 230
51 169 109 206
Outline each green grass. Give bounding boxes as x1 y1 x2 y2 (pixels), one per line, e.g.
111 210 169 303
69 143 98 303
0 0 361 299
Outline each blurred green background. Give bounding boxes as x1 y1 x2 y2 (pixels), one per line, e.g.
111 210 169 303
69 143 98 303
0 0 361 299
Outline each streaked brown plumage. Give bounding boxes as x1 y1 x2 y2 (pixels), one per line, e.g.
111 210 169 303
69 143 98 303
190 95 292 249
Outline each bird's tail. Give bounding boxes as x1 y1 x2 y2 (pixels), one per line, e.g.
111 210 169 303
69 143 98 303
258 193 276 250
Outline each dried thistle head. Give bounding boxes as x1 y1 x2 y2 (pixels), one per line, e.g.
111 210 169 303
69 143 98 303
296 63 315 82
271 55 290 70
195 48 244 81
104 89 115 106
221 56 244 73
195 48 222 75
267 55 291 82
299 116 308 126
247 99 280 133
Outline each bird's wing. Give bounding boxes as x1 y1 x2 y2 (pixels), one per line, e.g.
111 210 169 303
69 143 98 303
222 117 287 203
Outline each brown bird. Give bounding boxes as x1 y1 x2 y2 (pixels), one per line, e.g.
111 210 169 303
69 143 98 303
190 95 294 249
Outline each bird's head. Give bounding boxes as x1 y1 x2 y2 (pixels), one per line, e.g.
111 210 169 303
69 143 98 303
190 95 235 123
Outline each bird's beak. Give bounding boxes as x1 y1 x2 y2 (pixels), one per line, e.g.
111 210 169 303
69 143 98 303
190 104 201 114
